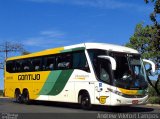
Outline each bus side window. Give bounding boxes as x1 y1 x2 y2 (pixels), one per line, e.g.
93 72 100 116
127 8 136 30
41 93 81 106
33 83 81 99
73 51 90 72
43 56 55 70
15 60 22 72
56 53 72 69
31 58 42 71
99 59 110 83
6 61 15 73
21 59 31 72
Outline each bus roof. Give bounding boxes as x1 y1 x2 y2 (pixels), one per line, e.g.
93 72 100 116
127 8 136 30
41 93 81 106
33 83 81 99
7 42 139 61
66 43 138 53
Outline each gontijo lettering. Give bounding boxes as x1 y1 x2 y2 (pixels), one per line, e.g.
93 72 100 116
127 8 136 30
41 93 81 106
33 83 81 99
18 74 40 80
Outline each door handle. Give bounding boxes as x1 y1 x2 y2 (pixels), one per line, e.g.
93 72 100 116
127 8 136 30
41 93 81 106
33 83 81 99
89 82 94 84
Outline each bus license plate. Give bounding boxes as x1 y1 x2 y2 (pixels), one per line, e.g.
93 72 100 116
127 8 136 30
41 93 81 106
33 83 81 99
132 100 138 104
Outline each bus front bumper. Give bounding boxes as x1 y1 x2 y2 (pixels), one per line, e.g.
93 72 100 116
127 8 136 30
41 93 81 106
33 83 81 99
109 93 148 106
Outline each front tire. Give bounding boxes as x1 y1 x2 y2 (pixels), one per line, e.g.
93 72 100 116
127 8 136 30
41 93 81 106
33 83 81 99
79 93 91 110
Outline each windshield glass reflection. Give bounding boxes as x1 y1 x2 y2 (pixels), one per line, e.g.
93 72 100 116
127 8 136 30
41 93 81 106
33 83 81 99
88 49 148 90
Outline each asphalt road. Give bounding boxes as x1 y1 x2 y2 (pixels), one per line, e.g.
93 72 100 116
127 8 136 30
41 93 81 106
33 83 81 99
0 98 159 119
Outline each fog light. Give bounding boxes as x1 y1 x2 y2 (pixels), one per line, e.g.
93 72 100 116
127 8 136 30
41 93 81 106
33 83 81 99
107 88 124 96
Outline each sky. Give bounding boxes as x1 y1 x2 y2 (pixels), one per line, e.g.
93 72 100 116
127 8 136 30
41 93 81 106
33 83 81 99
0 0 154 89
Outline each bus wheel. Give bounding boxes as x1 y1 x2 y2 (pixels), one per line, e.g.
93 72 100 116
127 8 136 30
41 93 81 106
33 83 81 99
22 90 30 104
15 90 22 103
79 93 91 110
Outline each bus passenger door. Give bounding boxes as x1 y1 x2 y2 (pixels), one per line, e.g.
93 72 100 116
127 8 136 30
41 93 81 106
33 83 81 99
94 58 111 105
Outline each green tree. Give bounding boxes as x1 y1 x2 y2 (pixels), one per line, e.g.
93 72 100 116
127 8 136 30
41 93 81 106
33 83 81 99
126 0 160 96
22 50 31 55
144 0 160 26
126 23 160 96
144 0 160 54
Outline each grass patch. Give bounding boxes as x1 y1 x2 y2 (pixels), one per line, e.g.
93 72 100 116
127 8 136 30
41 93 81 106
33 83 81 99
148 96 160 104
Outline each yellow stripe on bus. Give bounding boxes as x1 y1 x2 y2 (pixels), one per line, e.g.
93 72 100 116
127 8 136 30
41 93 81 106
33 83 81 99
7 47 64 61
118 88 138 95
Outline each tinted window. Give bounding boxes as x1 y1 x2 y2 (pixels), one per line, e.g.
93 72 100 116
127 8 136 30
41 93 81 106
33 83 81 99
88 49 110 83
97 58 111 83
56 53 72 69
31 58 42 71
21 59 31 72
15 60 22 72
73 51 89 72
6 61 15 73
43 56 55 70
88 49 107 72
6 50 90 73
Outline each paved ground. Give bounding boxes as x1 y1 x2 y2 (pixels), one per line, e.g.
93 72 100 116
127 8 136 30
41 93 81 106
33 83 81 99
0 98 159 119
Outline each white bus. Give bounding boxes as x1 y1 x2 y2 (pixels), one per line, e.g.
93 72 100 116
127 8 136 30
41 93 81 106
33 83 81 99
5 43 155 109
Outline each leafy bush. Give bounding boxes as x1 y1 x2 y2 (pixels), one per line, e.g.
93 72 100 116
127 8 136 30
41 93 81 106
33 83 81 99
148 96 160 104
148 86 158 96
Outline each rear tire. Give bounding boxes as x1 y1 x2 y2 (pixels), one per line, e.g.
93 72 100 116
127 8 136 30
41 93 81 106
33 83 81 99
22 90 30 104
79 93 91 110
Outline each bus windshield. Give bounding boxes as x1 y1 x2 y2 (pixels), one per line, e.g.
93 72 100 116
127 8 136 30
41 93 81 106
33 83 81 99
88 49 148 90
112 53 148 90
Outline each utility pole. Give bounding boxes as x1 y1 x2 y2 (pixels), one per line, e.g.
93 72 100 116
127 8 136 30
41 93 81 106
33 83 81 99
0 41 24 94
5 42 8 60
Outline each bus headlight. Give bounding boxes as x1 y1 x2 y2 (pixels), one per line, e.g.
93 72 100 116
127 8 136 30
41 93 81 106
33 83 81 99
107 88 123 96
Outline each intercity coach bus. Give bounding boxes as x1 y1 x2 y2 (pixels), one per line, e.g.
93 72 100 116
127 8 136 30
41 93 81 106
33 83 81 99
4 43 155 109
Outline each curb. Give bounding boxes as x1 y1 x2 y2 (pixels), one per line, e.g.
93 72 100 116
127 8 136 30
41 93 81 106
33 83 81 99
0 96 9 99
146 104 160 107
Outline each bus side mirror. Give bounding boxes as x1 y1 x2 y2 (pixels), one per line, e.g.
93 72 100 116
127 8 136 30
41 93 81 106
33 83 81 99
143 59 156 73
98 55 116 70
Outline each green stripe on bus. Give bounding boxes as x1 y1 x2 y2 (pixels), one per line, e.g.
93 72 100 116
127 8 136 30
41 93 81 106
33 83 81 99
39 71 62 95
72 47 85 51
61 47 85 53
48 69 74 95
137 90 145 95
61 49 72 53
